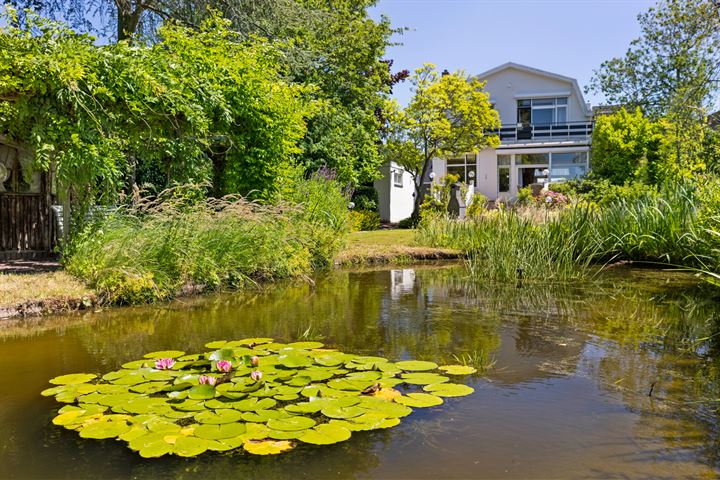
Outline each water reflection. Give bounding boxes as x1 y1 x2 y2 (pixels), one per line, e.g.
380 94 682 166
2 264 720 478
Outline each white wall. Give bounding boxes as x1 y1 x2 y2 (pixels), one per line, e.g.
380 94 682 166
479 66 591 125
475 148 497 200
374 162 415 223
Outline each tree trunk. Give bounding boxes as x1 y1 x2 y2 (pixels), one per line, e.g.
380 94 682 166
411 155 432 220
116 1 144 41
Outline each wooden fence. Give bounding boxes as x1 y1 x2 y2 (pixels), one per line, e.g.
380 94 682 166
0 193 55 252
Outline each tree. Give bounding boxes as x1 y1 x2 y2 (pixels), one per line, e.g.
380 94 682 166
588 0 720 172
7 1 404 187
590 108 669 185
383 64 500 219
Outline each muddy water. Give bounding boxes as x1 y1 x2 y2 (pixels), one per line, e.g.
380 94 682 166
1 264 720 479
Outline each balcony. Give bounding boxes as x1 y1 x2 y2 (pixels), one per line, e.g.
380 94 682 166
489 121 593 143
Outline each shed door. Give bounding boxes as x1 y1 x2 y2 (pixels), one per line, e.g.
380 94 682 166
0 144 54 252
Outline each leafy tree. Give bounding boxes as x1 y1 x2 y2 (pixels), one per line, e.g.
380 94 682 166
590 108 669 185
588 0 720 173
383 64 500 219
0 9 311 234
7 0 403 187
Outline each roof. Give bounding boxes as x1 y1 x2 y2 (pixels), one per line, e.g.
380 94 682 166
709 110 720 128
475 62 593 117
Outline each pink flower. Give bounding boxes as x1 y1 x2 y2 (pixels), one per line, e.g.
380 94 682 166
198 375 217 386
250 370 263 382
216 360 232 372
154 358 175 370
250 356 260 367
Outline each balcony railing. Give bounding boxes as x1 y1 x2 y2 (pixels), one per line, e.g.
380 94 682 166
488 121 593 142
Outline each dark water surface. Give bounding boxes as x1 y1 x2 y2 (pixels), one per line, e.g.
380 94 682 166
2 264 720 479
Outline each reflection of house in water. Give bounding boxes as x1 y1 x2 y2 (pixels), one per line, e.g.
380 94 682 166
390 269 416 300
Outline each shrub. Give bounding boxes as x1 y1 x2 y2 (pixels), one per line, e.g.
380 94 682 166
351 186 379 212
350 210 381 231
516 186 534 205
466 193 488 218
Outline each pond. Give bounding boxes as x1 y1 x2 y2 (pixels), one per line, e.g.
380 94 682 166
2 264 720 479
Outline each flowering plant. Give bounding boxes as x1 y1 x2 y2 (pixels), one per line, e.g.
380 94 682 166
154 358 175 370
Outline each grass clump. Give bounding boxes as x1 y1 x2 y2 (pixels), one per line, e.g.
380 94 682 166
64 176 349 304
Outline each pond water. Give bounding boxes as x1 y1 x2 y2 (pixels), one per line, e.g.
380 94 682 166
2 264 720 479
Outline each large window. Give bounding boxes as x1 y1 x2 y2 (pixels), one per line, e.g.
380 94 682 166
517 98 568 125
392 169 403 187
550 152 588 181
446 153 477 183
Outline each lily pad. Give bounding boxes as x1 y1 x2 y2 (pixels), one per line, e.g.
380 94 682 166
298 423 351 445
267 416 316 431
394 393 444 408
438 365 478 375
193 422 246 440
401 373 450 385
173 436 209 457
143 350 185 359
49 373 97 385
79 419 132 439
194 409 244 424
395 360 439 371
423 383 475 397
243 439 293 455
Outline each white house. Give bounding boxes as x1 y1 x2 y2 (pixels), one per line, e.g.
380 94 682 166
376 62 593 222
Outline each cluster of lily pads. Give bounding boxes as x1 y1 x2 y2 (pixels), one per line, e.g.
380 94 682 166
43 338 476 458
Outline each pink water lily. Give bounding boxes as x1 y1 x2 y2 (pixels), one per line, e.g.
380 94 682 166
250 356 260 367
198 375 217 386
154 358 175 370
250 370 263 382
216 360 232 372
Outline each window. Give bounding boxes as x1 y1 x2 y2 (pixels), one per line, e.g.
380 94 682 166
516 98 569 125
516 153 549 165
550 152 588 181
497 155 511 193
445 153 476 183
393 169 403 187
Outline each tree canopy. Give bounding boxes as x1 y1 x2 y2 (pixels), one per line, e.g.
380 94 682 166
383 64 500 218
0 9 311 210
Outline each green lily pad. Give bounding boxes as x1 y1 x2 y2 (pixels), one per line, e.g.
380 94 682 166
79 419 132 439
243 439 293 455
423 383 475 397
298 423 352 445
187 385 216 400
194 409 243 424
277 353 312 368
285 341 324 349
267 416 316 431
193 422 247 440
394 393 444 408
49 373 97 385
438 365 478 375
400 373 450 385
204 340 228 349
235 338 274 346
173 436 209 457
395 360 439 371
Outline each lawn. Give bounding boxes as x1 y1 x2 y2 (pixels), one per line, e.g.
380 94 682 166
336 229 460 265
0 272 93 309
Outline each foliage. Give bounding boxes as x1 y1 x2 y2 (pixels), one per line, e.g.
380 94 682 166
351 185 379 212
397 216 415 229
44 338 475 457
516 186 533 206
0 10 311 231
418 173 459 219
465 193 488 219
549 178 659 207
65 176 349 304
383 64 500 218
349 210 381 232
417 182 720 282
588 0 720 118
590 108 670 184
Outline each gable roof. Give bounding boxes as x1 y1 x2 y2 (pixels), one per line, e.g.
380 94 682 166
475 62 592 116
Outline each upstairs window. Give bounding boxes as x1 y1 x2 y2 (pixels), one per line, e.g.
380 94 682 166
393 169 403 187
517 98 568 125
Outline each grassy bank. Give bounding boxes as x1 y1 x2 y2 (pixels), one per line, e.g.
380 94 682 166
0 272 95 319
64 177 349 304
336 230 460 265
417 184 720 283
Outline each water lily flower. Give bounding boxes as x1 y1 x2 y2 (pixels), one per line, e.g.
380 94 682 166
250 370 263 382
155 358 175 370
250 356 260 367
216 360 232 372
198 375 217 386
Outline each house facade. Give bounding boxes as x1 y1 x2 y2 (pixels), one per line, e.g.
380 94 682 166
376 62 594 222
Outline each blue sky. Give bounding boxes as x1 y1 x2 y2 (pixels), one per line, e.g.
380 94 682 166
369 0 657 106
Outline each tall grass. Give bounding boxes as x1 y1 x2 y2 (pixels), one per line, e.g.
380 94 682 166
65 176 350 304
417 183 720 282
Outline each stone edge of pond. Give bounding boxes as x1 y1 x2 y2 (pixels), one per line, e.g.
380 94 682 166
0 294 98 321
